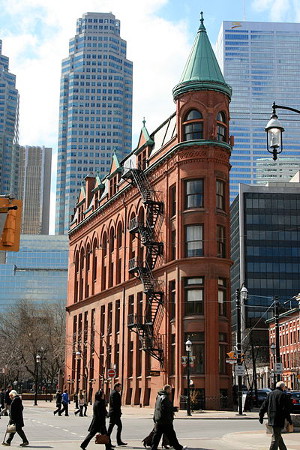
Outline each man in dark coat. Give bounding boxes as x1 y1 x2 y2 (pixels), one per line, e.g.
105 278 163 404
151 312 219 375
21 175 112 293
259 381 292 450
151 385 186 450
1 385 12 416
2 390 29 447
81 390 112 449
53 389 62 415
107 383 127 446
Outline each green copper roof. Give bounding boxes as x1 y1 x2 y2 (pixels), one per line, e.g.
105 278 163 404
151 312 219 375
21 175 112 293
173 12 231 99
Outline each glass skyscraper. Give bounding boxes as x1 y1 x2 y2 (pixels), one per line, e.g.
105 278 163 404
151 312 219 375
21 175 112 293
0 235 68 312
216 21 300 202
18 146 52 234
55 12 133 234
0 40 19 196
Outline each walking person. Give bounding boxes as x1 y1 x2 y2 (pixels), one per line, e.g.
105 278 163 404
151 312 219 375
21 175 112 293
259 380 292 450
2 390 29 447
75 391 85 416
59 389 70 416
53 389 62 415
1 386 12 417
107 383 127 446
0 388 5 417
80 390 113 450
83 390 88 416
151 385 186 450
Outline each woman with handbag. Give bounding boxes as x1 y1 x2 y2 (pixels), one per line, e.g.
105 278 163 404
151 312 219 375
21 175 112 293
80 390 112 450
2 390 29 447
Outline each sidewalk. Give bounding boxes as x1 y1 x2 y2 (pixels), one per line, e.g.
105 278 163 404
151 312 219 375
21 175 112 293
22 400 259 420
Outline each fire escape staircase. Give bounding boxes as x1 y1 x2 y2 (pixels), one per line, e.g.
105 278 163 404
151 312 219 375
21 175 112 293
123 168 164 364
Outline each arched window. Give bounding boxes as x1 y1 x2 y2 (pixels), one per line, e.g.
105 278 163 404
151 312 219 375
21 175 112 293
117 222 122 249
216 112 227 142
109 227 115 253
92 239 98 291
183 110 203 141
79 248 85 301
74 251 79 303
85 243 91 298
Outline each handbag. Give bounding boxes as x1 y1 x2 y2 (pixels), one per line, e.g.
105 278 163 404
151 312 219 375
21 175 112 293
7 423 16 433
95 433 110 444
286 422 294 433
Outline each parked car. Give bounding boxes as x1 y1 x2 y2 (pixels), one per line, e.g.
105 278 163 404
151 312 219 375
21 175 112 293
247 388 272 407
286 391 300 413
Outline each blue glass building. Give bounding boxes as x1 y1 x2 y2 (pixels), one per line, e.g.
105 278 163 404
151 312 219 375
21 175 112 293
216 21 300 202
55 12 133 234
0 40 19 196
0 235 68 312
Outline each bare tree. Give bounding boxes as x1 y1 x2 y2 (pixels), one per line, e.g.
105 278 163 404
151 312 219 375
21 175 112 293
0 300 65 388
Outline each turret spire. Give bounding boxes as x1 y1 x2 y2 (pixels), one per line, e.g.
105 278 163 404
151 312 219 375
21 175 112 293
173 12 231 100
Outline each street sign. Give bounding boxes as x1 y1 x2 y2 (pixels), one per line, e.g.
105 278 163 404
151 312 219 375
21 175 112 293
226 359 236 365
149 371 160 377
274 363 283 374
107 368 116 378
235 365 245 376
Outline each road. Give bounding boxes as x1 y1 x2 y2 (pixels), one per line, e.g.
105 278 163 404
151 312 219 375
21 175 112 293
0 402 299 449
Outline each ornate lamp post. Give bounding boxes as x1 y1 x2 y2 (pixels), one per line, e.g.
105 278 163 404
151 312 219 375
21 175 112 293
270 342 276 389
34 354 41 406
236 285 248 415
265 102 300 160
185 337 192 417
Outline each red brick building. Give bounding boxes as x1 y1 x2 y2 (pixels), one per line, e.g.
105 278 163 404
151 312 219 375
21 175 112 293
66 15 233 409
269 308 300 390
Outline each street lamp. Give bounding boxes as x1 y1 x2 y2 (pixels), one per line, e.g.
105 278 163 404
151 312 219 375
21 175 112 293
185 337 192 417
265 102 300 160
75 350 81 393
270 342 276 389
34 354 41 406
236 285 248 416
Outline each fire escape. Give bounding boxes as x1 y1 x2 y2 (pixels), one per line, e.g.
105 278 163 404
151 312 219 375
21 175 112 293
122 167 164 365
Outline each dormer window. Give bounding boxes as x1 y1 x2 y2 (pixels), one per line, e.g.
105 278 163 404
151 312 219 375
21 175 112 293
183 110 203 141
216 112 227 142
109 175 117 197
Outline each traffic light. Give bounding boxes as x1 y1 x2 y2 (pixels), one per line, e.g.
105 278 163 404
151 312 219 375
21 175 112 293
0 198 22 252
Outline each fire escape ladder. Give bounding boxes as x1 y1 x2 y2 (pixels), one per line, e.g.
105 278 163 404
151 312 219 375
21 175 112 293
123 168 164 365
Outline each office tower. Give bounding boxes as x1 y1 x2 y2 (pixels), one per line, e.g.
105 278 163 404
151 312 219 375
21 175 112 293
256 158 300 185
0 235 68 312
216 21 300 201
0 40 19 196
18 146 52 234
55 12 133 234
230 179 300 338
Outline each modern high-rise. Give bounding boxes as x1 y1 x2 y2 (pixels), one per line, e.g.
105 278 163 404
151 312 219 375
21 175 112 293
55 12 133 234
18 146 52 234
216 21 300 201
0 40 19 196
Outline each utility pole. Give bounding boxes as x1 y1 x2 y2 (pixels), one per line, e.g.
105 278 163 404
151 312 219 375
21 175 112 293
236 289 243 415
274 297 281 383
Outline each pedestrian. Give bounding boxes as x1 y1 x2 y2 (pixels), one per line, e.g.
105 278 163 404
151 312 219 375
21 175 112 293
0 388 5 416
80 389 113 450
83 390 88 416
151 385 186 450
59 389 70 416
107 383 127 446
1 385 12 416
75 391 85 416
259 380 292 450
53 389 62 415
2 390 29 447
74 391 79 410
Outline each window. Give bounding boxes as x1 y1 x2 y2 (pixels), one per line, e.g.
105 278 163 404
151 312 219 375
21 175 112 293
183 109 203 141
169 280 176 320
171 228 176 261
170 334 176 375
216 180 225 210
115 300 120 333
219 333 228 374
217 112 227 142
184 277 204 315
218 278 227 316
185 225 203 257
184 332 204 374
185 179 204 209
217 225 226 258
170 185 176 216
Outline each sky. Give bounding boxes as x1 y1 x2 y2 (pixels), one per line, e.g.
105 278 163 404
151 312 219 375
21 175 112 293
1 0 300 233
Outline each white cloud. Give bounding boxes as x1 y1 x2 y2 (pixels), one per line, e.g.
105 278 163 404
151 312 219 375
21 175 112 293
1 0 192 232
251 0 300 21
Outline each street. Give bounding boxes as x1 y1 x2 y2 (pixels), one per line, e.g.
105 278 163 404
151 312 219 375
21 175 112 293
0 402 299 449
